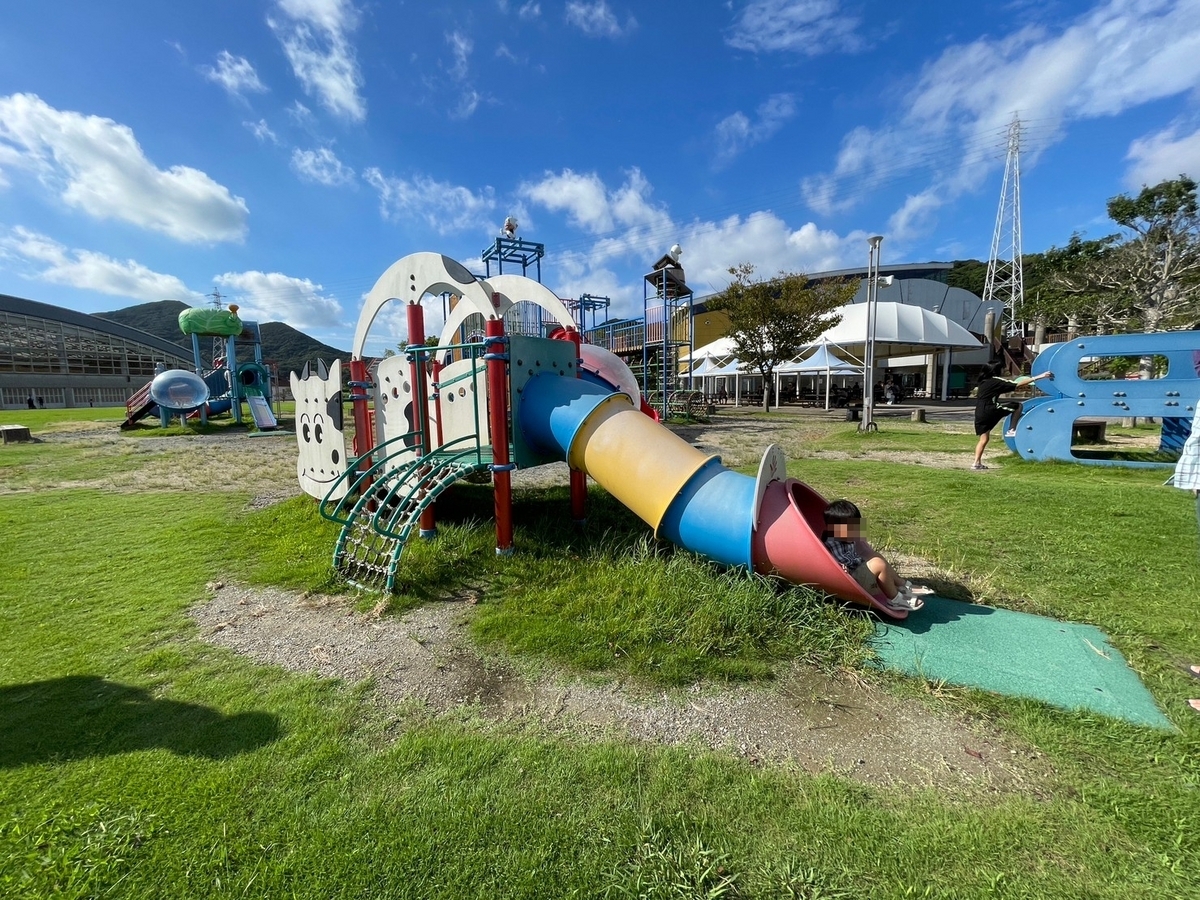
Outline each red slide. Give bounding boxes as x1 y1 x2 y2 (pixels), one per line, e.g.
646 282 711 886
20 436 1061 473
753 478 910 620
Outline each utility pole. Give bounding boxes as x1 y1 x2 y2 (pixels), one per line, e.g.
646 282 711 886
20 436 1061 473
207 288 225 368
983 115 1025 340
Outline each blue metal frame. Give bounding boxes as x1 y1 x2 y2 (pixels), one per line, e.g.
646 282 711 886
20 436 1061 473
1006 330 1200 466
481 236 545 281
642 264 693 420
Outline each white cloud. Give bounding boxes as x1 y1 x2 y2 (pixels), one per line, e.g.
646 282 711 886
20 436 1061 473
805 0 1200 236
565 1 636 38
269 0 366 122
446 31 473 81
0 93 249 243
452 89 482 120
363 168 496 234
291 147 355 185
727 0 862 55
245 119 279 143
519 168 668 236
499 0 541 18
444 31 483 118
214 269 345 329
0 226 203 302
1125 122 1200 188
546 211 859 319
522 168 860 317
546 252 637 316
201 51 267 98
886 189 945 244
287 100 316 125
681 213 858 292
714 93 797 166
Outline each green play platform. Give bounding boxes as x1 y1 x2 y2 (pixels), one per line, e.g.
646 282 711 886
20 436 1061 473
870 596 1173 730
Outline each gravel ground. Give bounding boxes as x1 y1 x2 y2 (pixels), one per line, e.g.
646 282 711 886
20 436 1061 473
193 581 1050 794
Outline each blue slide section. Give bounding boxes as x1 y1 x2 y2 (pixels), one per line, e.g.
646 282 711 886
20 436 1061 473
1006 330 1200 467
657 460 755 569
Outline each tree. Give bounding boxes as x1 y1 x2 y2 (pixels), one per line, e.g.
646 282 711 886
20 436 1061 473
708 264 855 411
1023 235 1122 334
1042 176 1200 334
946 259 988 297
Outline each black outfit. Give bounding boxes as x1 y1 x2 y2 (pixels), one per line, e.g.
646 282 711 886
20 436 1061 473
974 377 1022 436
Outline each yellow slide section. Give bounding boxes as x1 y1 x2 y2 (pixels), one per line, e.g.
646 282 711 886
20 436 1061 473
568 394 716 534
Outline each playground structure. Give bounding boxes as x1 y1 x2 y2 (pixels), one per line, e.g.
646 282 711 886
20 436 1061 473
122 305 276 430
1004 330 1200 466
294 252 917 620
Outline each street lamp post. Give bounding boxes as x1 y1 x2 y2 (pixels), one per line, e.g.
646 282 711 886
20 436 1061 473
860 235 883 432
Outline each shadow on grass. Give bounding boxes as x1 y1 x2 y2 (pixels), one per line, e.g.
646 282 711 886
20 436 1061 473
0 675 281 768
883 596 996 635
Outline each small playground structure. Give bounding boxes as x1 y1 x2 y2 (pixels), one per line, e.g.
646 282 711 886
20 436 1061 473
122 305 277 430
293 252 916 620
1004 330 1200 466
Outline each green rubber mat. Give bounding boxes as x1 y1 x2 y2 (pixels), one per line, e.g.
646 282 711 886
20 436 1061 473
870 596 1173 730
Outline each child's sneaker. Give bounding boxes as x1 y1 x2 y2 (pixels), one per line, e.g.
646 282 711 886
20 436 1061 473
1003 428 1017 437
971 463 988 470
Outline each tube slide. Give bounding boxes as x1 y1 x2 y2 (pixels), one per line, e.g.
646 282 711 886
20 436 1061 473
517 373 909 619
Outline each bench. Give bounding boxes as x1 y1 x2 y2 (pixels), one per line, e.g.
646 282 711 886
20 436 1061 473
666 390 707 419
1072 420 1107 443
1 425 32 444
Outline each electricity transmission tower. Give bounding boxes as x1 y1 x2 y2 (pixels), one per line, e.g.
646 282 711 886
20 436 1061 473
983 115 1024 338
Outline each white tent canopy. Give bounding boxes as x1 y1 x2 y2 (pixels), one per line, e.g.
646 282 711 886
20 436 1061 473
774 340 862 409
683 336 738 362
808 302 982 356
779 340 862 374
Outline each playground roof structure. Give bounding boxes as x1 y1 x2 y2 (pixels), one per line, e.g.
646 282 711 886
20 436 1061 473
808 301 983 358
684 304 980 371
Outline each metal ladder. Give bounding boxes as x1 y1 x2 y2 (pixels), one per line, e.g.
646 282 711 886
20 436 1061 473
324 436 492 591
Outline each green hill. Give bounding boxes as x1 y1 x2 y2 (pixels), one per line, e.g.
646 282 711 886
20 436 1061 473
95 302 348 378
257 321 348 378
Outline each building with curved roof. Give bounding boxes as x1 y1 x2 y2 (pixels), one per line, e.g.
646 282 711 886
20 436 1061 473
0 293 193 409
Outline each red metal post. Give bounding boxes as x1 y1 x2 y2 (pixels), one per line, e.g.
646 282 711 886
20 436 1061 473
485 316 514 555
407 302 437 538
565 326 587 525
349 358 373 460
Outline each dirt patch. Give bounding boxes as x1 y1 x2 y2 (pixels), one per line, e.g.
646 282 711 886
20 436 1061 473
672 411 978 471
17 421 300 502
192 582 1050 795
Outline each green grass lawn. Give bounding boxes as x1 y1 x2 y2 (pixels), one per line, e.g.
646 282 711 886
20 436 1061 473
2 409 1199 898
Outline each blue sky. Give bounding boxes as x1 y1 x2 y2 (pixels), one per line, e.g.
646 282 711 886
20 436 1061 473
2 0 1200 355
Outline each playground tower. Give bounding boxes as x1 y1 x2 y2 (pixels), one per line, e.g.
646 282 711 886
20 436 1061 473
642 246 694 420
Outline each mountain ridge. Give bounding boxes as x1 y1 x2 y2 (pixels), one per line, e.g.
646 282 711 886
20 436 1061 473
94 301 348 378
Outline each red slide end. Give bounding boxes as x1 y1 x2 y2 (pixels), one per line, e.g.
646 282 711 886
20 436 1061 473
752 479 908 620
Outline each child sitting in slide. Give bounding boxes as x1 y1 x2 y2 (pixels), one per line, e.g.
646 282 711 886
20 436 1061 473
822 499 930 612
